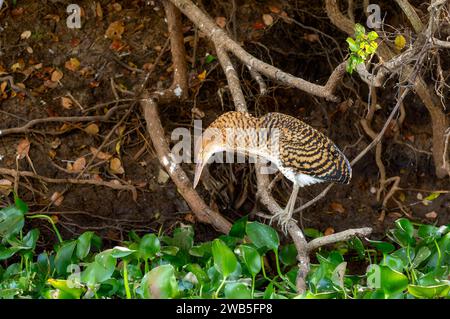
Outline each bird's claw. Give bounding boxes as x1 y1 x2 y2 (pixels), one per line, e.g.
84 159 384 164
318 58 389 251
269 213 296 234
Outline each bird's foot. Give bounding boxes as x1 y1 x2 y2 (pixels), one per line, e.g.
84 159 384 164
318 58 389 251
269 211 296 234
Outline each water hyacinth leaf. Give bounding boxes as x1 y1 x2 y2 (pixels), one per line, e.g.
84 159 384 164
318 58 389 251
47 279 83 299
189 242 211 258
22 228 39 250
212 239 237 277
0 246 21 260
239 244 261 276
412 246 431 268
382 255 405 272
0 206 25 238
366 239 395 254
141 264 179 299
279 244 298 266
81 251 116 284
367 265 409 295
395 218 414 238
76 231 94 260
185 264 209 285
246 222 279 251
229 215 248 238
110 246 136 258
139 233 160 260
418 225 440 242
14 196 29 214
349 237 365 258
224 282 252 299
161 246 179 256
54 241 77 275
303 228 322 239
408 283 450 298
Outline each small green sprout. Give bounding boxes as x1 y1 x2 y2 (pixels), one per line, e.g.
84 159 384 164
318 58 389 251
346 23 379 74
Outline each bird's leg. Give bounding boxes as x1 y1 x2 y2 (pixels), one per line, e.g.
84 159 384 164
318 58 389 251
270 183 300 233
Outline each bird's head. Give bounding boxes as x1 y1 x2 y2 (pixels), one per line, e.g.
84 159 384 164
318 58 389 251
193 127 226 188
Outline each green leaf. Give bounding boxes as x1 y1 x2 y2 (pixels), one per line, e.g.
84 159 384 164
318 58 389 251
14 196 28 214
22 228 39 250
246 222 279 252
382 255 406 272
0 206 25 238
346 37 359 52
224 282 252 299
212 238 238 277
76 232 94 260
395 218 414 238
139 234 160 260
0 246 21 260
239 244 261 276
229 215 248 238
418 225 440 242
54 241 77 275
367 265 409 295
279 244 298 266
408 283 450 298
81 250 116 284
185 263 209 285
367 31 379 41
47 279 83 299
354 23 366 37
204 54 216 64
349 237 365 259
110 246 136 258
411 246 431 268
366 239 395 254
141 264 179 299
424 192 440 202
303 228 323 239
189 242 211 258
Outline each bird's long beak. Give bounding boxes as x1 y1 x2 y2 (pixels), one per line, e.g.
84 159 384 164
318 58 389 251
193 160 206 189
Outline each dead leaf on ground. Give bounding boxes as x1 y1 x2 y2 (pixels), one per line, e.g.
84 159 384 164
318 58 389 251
105 21 125 39
425 211 438 219
215 17 226 28
268 5 281 14
84 123 99 135
304 33 320 42
330 202 346 214
60 96 73 109
157 168 169 184
50 192 64 206
0 179 13 196
72 157 86 172
324 227 335 236
16 138 30 160
90 146 112 161
50 138 61 149
20 30 31 40
65 58 80 72
110 157 125 174
96 2 103 19
262 14 274 26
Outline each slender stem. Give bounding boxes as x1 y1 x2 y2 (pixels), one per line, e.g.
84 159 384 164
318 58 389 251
123 260 132 299
214 276 227 299
274 249 297 291
27 214 63 243
251 275 255 298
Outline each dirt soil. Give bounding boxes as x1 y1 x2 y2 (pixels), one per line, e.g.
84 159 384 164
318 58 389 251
0 0 448 249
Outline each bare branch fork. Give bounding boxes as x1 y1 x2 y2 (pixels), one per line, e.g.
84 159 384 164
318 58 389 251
155 0 373 294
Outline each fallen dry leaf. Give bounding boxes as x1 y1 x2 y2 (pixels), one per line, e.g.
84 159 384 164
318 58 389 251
96 2 103 19
50 138 61 149
268 5 281 14
215 17 226 28
105 21 125 40
330 202 346 214
50 192 64 206
425 211 438 219
304 33 320 42
50 70 64 82
16 138 30 160
110 157 125 174
0 179 13 196
90 147 112 160
65 58 80 72
84 123 99 135
157 168 170 184
324 227 335 236
20 30 31 40
72 157 86 172
262 14 274 26
61 96 73 109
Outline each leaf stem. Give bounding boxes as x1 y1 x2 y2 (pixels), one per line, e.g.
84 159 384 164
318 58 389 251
27 214 63 243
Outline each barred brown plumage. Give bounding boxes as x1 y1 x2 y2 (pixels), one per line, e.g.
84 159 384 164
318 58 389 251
193 111 352 231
